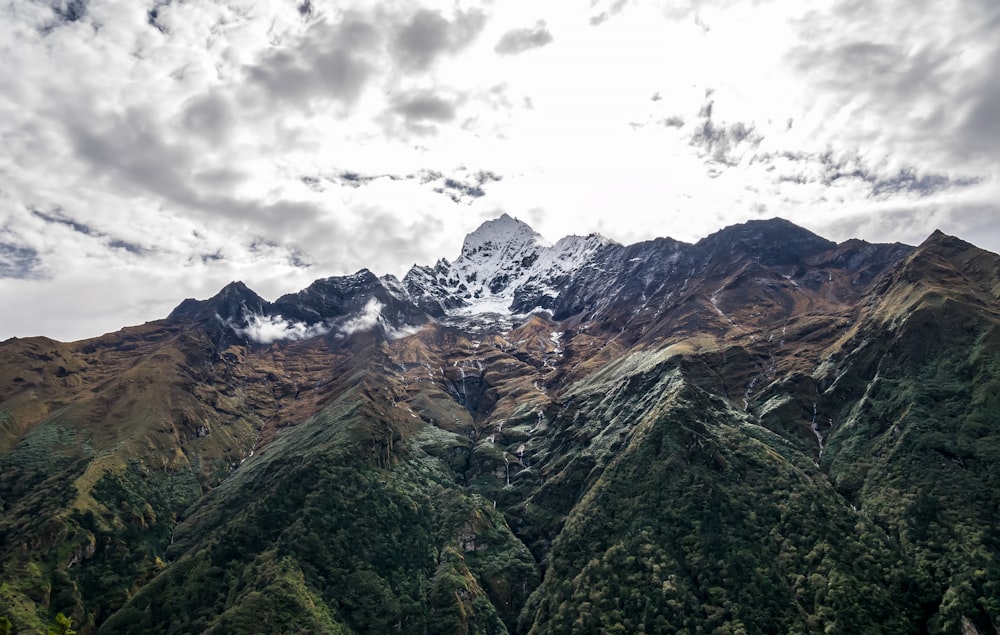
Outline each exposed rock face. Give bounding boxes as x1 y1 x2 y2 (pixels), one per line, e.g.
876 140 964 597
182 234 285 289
3 216 1000 635
167 216 909 343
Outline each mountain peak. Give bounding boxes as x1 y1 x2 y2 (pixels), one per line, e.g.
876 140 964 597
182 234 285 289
917 228 976 254
697 217 836 266
701 217 832 245
460 213 550 259
168 280 267 323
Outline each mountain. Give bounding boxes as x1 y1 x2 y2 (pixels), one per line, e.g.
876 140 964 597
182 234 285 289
403 213 614 320
2 216 999 634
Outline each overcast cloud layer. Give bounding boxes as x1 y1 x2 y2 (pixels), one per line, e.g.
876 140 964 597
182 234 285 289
2 0 999 341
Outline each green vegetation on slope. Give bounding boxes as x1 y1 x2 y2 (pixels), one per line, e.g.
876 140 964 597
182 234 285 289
5 233 1000 634
821 299 1000 633
519 369 931 634
98 381 539 635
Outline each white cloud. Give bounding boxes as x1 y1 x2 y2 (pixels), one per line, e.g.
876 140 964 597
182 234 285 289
234 313 330 344
338 297 384 337
1 0 999 341
386 323 424 340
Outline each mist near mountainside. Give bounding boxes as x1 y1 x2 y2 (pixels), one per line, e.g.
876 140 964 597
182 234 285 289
2 216 1000 634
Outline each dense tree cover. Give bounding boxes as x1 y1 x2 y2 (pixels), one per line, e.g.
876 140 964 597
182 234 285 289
521 384 931 634
0 432 203 632
98 386 538 634
821 301 1000 634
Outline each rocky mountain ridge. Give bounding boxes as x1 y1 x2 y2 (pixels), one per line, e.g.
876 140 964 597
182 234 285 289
168 214 912 343
2 216 999 634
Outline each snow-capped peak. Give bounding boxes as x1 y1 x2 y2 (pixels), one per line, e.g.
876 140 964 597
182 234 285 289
399 214 616 322
398 214 613 320
460 213 551 259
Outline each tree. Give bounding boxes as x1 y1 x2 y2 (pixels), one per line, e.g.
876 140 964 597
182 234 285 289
47 613 76 635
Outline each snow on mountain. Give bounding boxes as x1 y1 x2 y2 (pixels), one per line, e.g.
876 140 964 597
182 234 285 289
459 212 552 258
172 215 917 345
180 213 617 341
404 213 615 317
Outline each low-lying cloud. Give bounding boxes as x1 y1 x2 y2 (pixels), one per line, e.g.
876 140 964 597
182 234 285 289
338 297 384 337
234 314 330 344
336 297 423 340
228 299 423 344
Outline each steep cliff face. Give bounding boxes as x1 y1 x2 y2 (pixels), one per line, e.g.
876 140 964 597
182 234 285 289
2 217 1000 634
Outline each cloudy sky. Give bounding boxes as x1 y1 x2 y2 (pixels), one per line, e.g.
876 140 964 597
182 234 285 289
2 0 999 341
